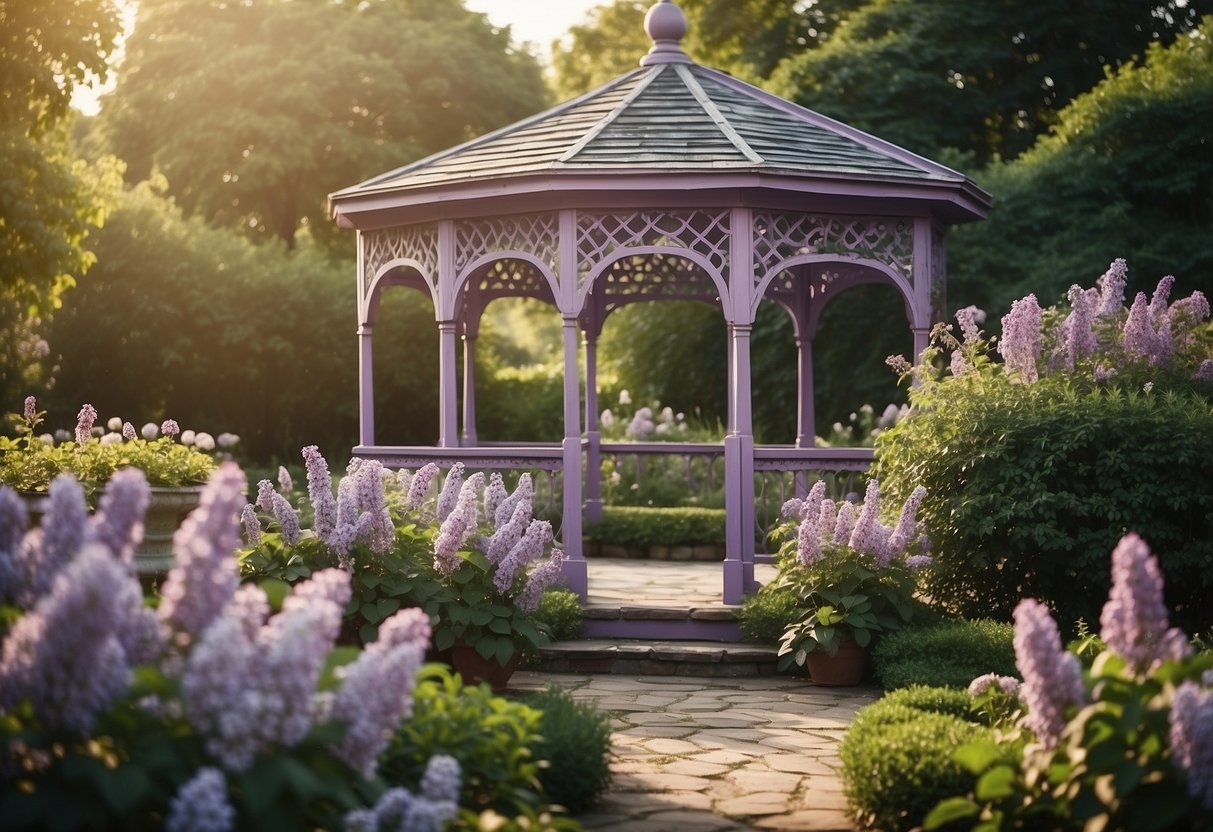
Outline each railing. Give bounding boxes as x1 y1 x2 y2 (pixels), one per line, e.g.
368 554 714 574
752 447 873 559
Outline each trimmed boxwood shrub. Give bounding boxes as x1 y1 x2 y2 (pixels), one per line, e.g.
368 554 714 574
522 686 613 814
876 370 1213 637
873 619 1016 690
840 686 990 831
533 589 584 642
737 582 802 643
584 505 725 549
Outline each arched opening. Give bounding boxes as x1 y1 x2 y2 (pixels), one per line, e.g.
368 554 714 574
366 268 440 445
473 296 565 442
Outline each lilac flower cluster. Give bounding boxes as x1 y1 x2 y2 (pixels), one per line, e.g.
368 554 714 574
302 445 338 540
240 504 261 546
161 419 181 440
433 473 485 575
493 472 533 528
485 499 532 565
791 479 930 573
405 462 441 509
344 754 460 832
329 607 431 777
1099 533 1191 674
516 550 566 613
967 673 1020 697
90 467 151 564
1170 681 1213 812
1096 258 1128 317
1012 598 1085 748
483 472 507 524
26 475 89 600
277 466 293 493
75 403 97 446
435 462 465 522
494 519 553 594
165 767 235 832
997 294 1043 383
794 481 827 566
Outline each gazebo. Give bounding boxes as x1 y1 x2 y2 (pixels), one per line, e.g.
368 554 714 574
328 0 990 605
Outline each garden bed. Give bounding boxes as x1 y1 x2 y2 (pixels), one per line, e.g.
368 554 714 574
583 505 726 561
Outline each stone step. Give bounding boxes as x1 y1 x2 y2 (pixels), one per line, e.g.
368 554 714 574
582 603 743 641
534 638 781 677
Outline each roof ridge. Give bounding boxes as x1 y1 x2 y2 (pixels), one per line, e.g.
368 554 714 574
674 64 764 165
557 65 668 165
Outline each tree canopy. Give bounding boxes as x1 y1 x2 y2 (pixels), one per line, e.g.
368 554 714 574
100 0 550 250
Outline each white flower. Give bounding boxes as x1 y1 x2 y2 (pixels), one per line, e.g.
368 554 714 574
38 433 54 446
106 417 122 432
194 432 216 452
618 389 631 405
217 433 239 448
600 409 614 428
660 406 674 423
180 430 197 446
54 429 71 442
100 432 123 446
141 422 159 440
1143 382 1155 393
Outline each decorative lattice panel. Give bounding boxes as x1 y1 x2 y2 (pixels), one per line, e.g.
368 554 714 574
752 213 914 285
454 213 559 274
362 224 439 294
473 260 555 299
762 263 872 299
576 210 731 294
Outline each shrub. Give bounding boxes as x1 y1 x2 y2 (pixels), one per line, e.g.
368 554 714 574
841 692 991 831
522 686 613 814
533 589 584 642
737 583 801 643
382 665 545 817
876 264 1213 637
584 505 725 548
873 619 1016 690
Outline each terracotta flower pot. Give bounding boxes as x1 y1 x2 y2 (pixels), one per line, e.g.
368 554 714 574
805 639 868 686
451 642 520 693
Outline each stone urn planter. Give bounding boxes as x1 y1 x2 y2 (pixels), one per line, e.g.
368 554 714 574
805 639 868 686
137 486 205 575
451 641 520 693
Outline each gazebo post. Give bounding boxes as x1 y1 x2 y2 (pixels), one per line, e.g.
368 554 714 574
358 322 375 447
437 321 459 447
793 288 815 450
560 315 588 597
461 317 478 445
723 321 757 604
583 316 603 525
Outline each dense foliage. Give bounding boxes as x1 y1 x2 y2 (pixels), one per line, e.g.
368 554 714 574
585 506 725 549
872 620 1017 691
521 686 613 814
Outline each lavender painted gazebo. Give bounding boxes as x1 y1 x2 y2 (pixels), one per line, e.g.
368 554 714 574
329 0 989 605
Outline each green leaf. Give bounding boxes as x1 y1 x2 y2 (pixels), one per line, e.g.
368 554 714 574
488 617 512 635
954 741 1006 774
434 628 456 651
975 765 1016 801
924 797 980 830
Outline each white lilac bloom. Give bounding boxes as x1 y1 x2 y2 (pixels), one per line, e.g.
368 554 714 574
28 474 89 600
1099 533 1190 674
998 294 1043 383
277 466 293 494
483 472 507 527
106 416 122 432
329 608 430 777
435 463 465 523
1170 681 1213 811
405 462 441 510
516 550 565 612
165 767 235 832
240 504 262 546
1013 598 1085 749
600 408 615 428
158 463 245 641
90 467 151 564
180 430 197 446
193 432 215 452
618 389 631 405
217 433 239 449
0 487 27 605
0 543 145 734
494 520 553 594
37 433 53 445
141 422 159 440
493 473 533 529
75 404 98 446
302 446 338 540
1096 258 1128 317
99 432 123 445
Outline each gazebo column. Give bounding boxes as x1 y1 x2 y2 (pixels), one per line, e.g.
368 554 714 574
912 327 931 365
583 326 603 525
795 333 815 449
358 322 375 446
559 315 588 598
723 321 757 604
461 322 478 445
437 321 459 447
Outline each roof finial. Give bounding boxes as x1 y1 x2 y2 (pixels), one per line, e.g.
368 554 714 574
640 0 691 66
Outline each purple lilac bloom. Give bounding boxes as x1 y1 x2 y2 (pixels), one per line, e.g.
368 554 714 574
1096 258 1128 317
1094 364 1118 383
302 446 337 540
122 421 136 441
240 504 262 546
832 500 856 545
329 607 430 777
433 473 485 576
516 550 565 612
799 481 826 522
158 463 245 641
277 466 293 494
1148 275 1176 326
165 767 235 832
271 493 301 546
886 355 913 375
998 294 1043 383
420 754 462 803
818 499 837 541
1195 360 1213 383
353 460 393 554
949 348 969 377
1170 681 1213 811
1099 533 1191 674
256 479 276 513
486 499 532 565
904 554 933 571
161 419 181 439
75 403 97 445
494 473 534 528
90 467 151 564
405 462 441 510
435 463 465 522
956 305 984 344
0 544 144 734
1122 292 1154 362
886 486 928 559
1013 598 1085 749
0 488 29 605
28 474 89 599
1152 310 1174 366
180 613 261 769
848 479 890 563
1171 291 1210 328
968 674 1020 697
1065 285 1098 366
780 498 803 519
484 472 507 525
495 520 553 594
22 396 36 423
796 511 822 567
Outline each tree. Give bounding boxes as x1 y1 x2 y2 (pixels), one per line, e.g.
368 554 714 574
949 20 1213 317
768 0 1210 164
550 1 650 100
99 0 550 251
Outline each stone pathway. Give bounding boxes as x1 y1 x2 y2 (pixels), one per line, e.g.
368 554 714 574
510 671 881 831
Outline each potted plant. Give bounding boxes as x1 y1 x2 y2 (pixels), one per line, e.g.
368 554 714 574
771 478 930 685
1 397 225 572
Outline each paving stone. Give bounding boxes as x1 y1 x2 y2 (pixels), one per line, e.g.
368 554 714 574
660 759 732 777
726 765 805 794
753 809 854 831
686 749 758 765
616 725 697 739
763 754 840 776
613 771 714 792
645 810 747 830
714 792 793 816
625 708 690 722
639 737 702 755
